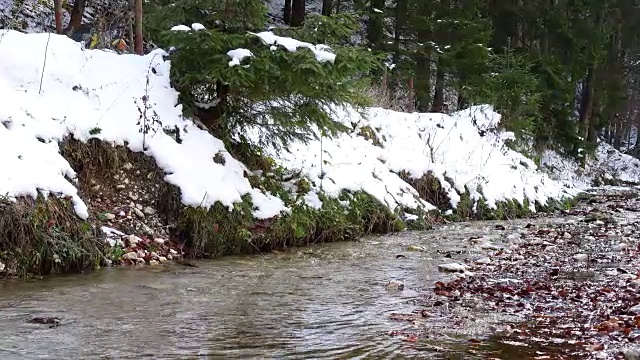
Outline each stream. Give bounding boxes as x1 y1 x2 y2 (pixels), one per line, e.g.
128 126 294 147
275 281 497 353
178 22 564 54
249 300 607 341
0 188 637 359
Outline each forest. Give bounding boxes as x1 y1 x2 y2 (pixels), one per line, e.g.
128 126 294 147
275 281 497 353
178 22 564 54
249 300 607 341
4 0 640 160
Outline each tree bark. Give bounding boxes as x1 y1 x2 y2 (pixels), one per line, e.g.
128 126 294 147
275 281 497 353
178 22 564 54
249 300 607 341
66 0 86 35
134 0 143 55
291 0 305 27
578 68 595 143
368 0 384 49
431 63 446 112
283 0 292 25
322 0 332 16
53 0 63 34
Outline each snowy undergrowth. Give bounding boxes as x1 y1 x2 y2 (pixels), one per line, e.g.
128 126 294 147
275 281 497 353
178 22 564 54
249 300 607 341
541 142 640 188
263 105 579 214
0 29 575 229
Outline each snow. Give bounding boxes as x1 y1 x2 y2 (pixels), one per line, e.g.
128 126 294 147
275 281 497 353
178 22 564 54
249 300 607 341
262 105 578 212
0 29 579 224
249 31 336 63
227 48 253 67
0 30 284 219
170 25 191 32
191 23 206 31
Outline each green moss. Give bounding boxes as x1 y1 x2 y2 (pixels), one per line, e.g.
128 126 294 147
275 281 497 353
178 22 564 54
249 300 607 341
357 125 383 147
0 196 106 278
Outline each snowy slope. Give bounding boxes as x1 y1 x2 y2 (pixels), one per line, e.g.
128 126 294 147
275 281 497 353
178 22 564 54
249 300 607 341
0 29 576 222
266 106 578 212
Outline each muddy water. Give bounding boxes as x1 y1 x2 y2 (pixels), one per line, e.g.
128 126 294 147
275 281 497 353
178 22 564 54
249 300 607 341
0 217 573 359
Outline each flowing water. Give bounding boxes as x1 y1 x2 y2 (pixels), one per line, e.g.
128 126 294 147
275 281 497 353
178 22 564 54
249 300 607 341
0 216 575 359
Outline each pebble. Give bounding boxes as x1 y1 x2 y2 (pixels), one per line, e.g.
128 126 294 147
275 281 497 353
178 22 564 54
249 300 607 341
154 238 165 245
573 254 589 262
149 260 159 265
121 252 137 260
133 208 145 218
614 242 629 251
563 231 572 239
123 162 133 170
129 193 139 201
629 304 640 315
169 249 178 255
104 213 116 220
158 256 168 262
118 211 126 217
475 257 491 265
144 206 156 215
0 261 5 272
116 184 126 190
438 263 468 272
623 348 640 360
127 234 141 245
385 280 404 291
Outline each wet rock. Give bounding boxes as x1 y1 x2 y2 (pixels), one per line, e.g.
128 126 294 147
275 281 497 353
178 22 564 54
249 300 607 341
385 280 404 291
573 254 589 262
622 348 640 360
438 263 468 273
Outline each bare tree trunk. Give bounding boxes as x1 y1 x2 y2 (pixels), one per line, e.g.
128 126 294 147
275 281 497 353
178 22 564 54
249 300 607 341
53 0 63 34
431 63 445 112
134 0 143 55
291 0 305 26
128 0 135 52
322 0 332 16
66 0 86 35
579 68 595 143
283 0 292 25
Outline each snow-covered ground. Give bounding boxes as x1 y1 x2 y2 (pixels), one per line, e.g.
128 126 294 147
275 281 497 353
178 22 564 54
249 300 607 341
0 29 579 222
541 142 640 189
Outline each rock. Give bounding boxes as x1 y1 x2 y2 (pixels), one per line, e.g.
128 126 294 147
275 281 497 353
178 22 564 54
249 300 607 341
563 231 572 239
133 208 145 218
149 260 159 265
614 242 629 251
135 203 143 210
385 280 404 291
154 238 165 245
144 206 156 215
158 256 168 262
169 249 178 255
507 233 521 241
573 254 589 262
475 257 491 265
629 304 640 315
123 162 133 170
481 242 502 250
104 213 116 220
127 234 141 245
136 250 146 259
116 184 126 190
0 261 5 272
622 348 640 360
141 224 153 235
129 193 139 201
438 263 468 273
121 252 137 260
118 211 126 217
407 245 427 252
167 254 173 260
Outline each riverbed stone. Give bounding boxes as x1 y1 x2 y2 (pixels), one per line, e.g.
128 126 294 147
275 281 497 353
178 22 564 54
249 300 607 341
133 208 145 218
0 261 4 272
121 252 137 261
385 280 404 291
143 206 156 215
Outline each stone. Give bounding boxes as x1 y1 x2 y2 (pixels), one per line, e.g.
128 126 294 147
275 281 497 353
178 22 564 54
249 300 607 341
572 254 589 262
149 260 159 266
475 257 491 265
141 224 153 235
385 280 404 291
158 256 168 263
135 203 143 210
116 184 126 190
167 254 173 260
623 348 640 360
154 238 165 245
121 252 137 260
143 206 156 215
104 213 116 220
629 304 640 315
563 231 572 239
127 235 141 245
122 162 133 170
438 263 468 273
129 193 139 201
0 261 4 272
133 208 145 218
169 249 178 255
614 242 629 251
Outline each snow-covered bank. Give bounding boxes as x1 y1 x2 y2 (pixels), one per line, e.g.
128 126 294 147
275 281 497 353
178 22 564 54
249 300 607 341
0 29 577 224
541 142 640 189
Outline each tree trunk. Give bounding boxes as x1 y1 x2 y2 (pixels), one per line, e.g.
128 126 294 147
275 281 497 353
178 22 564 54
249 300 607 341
291 0 305 27
134 0 143 54
53 0 63 34
367 0 384 49
578 68 595 144
322 0 332 16
66 0 86 35
414 53 431 112
283 0 292 25
431 64 445 113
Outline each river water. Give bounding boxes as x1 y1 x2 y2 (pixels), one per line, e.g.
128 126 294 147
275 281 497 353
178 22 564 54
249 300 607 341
0 216 575 359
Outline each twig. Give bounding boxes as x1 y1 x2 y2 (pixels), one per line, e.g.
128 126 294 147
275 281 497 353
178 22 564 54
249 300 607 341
38 33 52 94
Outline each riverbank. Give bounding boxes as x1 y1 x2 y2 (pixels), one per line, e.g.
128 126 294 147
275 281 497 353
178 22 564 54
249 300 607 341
397 187 640 359
0 30 592 277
